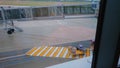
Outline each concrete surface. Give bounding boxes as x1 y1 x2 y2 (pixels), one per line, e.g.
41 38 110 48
0 17 97 68
0 18 97 52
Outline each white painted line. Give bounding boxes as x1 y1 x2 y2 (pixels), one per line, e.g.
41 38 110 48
56 47 64 57
0 54 25 61
49 47 58 57
30 47 41 56
63 49 68 58
69 55 72 58
43 47 53 56
75 56 79 59
36 46 47 56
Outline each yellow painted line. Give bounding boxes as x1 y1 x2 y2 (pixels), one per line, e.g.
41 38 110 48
45 47 56 57
69 55 72 58
63 49 69 58
50 47 58 57
26 47 37 55
56 47 64 57
52 47 62 57
32 46 45 56
65 51 71 58
31 47 41 55
72 55 76 58
37 46 48 56
76 50 83 55
59 47 67 58
43 47 53 56
79 55 84 58
26 46 91 59
39 46 51 56
86 48 90 57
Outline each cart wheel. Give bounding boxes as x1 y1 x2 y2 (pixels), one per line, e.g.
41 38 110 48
7 30 12 34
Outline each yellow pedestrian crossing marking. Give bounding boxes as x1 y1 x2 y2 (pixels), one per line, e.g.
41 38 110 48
32 46 45 56
80 55 84 58
46 47 56 57
86 48 90 57
65 51 71 58
39 46 50 56
59 48 67 58
37 46 47 56
26 46 90 59
49 47 58 57
26 47 37 55
52 47 62 57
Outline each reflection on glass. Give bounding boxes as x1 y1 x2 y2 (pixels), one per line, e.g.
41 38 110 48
19 9 26 18
0 11 2 20
33 8 42 17
5 9 21 19
24 8 32 18
41 8 49 16
118 56 120 68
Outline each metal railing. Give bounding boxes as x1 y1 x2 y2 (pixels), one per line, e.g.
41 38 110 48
0 5 95 22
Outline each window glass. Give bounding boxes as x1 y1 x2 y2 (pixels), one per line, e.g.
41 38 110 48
33 8 42 17
5 9 21 19
41 8 49 16
0 11 2 20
